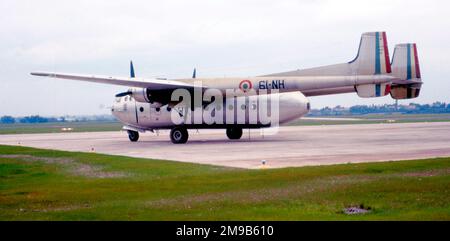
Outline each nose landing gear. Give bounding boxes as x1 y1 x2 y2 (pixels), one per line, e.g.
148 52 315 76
127 130 139 142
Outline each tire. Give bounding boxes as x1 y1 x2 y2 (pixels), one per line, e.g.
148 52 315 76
170 127 189 144
226 127 243 140
127 130 139 142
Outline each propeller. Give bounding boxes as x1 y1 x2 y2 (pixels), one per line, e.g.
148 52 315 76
115 91 132 97
192 68 196 78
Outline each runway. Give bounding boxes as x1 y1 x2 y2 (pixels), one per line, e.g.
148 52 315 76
1 122 450 169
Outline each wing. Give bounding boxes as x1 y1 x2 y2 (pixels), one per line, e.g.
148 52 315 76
30 72 197 90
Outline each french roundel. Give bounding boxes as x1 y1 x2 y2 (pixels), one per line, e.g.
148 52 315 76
239 80 252 92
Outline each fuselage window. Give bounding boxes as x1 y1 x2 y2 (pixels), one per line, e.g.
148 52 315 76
140 107 144 112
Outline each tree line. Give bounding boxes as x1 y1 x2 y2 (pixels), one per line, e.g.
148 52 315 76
0 115 115 124
308 102 450 116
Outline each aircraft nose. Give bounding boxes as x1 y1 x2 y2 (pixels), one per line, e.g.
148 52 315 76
111 101 120 119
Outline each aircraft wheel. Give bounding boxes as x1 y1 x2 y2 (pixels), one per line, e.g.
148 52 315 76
127 130 139 142
226 127 243 140
170 127 189 144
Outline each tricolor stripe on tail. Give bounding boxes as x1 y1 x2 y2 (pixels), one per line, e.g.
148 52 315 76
375 32 392 74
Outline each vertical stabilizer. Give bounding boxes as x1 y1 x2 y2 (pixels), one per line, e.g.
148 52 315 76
391 43 421 81
389 43 422 99
349 31 391 75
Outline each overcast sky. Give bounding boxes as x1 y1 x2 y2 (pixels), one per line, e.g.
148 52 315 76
1 0 449 116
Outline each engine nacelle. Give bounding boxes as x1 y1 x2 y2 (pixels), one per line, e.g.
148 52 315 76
129 88 152 103
127 88 164 108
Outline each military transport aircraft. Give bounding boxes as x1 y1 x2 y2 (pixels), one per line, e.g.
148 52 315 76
31 32 422 144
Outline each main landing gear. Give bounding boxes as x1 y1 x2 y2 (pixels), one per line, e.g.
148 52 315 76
170 126 189 144
127 127 189 144
127 126 243 144
127 130 139 142
226 126 243 140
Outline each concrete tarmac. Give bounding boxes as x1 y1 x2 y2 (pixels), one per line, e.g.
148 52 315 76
1 122 449 169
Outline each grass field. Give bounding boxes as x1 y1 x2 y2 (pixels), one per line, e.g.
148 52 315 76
0 145 449 220
0 121 122 135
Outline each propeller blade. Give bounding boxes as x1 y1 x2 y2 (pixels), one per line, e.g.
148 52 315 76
130 61 135 78
115 91 132 97
192 68 196 78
